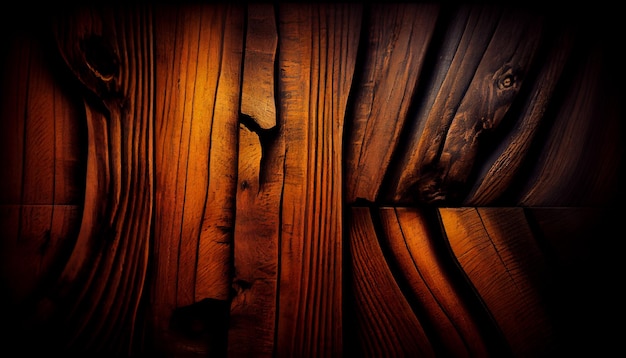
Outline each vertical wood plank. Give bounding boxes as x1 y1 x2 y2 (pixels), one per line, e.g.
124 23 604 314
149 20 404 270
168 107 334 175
386 4 503 204
345 3 439 203
275 4 361 356
43 4 155 354
464 27 576 205
152 3 243 355
240 3 277 130
388 5 544 205
195 5 244 303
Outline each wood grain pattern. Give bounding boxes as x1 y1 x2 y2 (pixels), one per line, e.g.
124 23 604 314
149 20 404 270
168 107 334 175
228 124 282 357
0 27 85 338
385 4 502 204
440 207 557 356
390 6 544 205
347 207 435 357
152 3 243 355
378 207 494 357
345 3 439 203
41 4 155 354
464 27 576 205
275 4 361 356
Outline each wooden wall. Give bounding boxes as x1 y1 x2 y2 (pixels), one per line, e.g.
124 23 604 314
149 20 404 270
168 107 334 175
1 2 623 357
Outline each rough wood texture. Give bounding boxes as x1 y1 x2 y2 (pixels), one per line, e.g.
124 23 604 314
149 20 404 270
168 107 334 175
0 25 85 344
347 207 435 357
463 26 576 205
274 4 361 356
35 4 154 355
0 3 622 357
345 3 439 203
388 6 544 204
440 208 558 356
151 3 243 356
240 3 277 130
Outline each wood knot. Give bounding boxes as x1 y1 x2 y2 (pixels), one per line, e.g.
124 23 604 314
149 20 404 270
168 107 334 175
80 35 119 81
494 65 519 91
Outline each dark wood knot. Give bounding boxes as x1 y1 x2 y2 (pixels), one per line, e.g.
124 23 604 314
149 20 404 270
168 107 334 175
80 35 119 81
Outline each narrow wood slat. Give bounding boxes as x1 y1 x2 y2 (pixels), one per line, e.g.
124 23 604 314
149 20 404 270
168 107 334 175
440 207 558 357
345 3 439 203
240 3 277 130
152 4 243 354
195 5 243 303
275 4 361 356
347 207 435 357
378 207 491 357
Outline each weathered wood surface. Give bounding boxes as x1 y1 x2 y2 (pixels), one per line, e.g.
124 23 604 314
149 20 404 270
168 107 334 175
272 4 361 356
463 26 576 205
440 208 558 356
151 4 243 356
377 207 506 357
228 7 279 355
345 3 439 203
15 4 154 355
240 3 277 130
384 5 545 204
347 207 435 357
0 3 622 357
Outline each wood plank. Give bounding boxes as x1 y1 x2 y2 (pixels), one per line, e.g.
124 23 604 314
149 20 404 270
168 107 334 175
240 3 277 130
384 4 501 204
463 26 576 205
152 3 243 355
440 207 558 356
345 3 439 203
347 207 435 357
378 207 493 357
388 5 543 205
37 4 156 354
275 4 361 356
